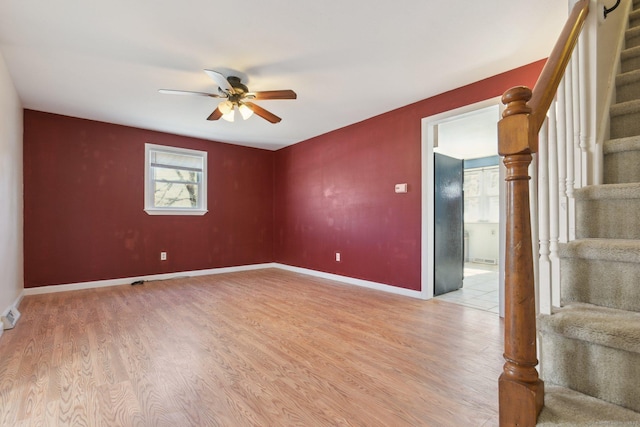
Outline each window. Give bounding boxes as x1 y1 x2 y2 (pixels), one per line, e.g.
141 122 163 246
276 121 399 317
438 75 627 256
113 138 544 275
464 166 499 223
144 143 207 215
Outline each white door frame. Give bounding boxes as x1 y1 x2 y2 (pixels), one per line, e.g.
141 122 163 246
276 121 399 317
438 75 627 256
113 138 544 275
420 97 505 317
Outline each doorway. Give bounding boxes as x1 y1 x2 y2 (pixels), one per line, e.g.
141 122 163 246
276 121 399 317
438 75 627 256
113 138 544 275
421 100 504 316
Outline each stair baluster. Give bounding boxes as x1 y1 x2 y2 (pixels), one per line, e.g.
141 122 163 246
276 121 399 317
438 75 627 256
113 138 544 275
547 99 562 311
537 118 553 316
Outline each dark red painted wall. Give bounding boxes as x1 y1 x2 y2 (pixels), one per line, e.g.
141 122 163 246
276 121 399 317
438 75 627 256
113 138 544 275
23 111 274 287
273 60 546 291
23 61 544 290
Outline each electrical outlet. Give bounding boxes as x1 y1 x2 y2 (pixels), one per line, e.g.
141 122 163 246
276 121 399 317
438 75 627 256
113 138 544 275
335 252 341 262
160 252 167 261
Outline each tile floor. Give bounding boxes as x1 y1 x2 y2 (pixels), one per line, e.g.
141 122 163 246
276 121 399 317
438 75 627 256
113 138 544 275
436 262 500 314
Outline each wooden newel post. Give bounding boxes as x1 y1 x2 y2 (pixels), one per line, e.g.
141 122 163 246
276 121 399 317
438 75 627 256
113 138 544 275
498 86 544 427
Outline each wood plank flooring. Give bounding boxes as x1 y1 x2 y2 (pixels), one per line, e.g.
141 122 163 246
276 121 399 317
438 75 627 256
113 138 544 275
0 269 503 426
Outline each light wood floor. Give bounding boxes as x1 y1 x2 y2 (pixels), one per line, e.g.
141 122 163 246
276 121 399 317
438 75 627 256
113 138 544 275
0 269 503 426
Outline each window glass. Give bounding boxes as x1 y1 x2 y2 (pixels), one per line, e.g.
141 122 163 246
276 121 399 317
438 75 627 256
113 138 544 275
144 144 207 215
464 166 499 223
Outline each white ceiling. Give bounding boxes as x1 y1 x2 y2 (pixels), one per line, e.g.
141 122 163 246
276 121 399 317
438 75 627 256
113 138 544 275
0 1 568 151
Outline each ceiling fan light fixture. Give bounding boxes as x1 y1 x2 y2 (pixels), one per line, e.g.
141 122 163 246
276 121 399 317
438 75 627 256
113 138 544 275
218 100 233 115
221 108 235 122
239 104 253 120
219 100 235 122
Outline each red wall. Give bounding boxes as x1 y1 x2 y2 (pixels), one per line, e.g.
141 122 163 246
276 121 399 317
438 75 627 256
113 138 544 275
273 60 545 291
23 111 274 287
23 60 544 290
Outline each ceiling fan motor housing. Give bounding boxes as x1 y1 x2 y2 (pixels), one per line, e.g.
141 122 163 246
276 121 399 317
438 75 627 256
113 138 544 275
227 76 249 94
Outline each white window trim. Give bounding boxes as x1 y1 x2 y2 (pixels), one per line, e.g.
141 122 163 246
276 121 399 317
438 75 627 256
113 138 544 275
144 143 208 216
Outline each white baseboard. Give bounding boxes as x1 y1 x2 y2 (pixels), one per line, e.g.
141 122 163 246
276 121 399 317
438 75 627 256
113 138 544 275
23 263 277 295
273 263 427 299
22 262 427 300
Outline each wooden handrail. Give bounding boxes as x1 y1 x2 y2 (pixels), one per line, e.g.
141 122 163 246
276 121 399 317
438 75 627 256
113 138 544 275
497 0 589 426
530 0 590 131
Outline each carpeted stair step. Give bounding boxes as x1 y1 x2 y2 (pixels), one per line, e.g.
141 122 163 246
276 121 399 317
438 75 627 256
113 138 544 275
574 182 640 239
626 25 640 49
610 99 640 138
620 45 640 73
604 135 640 184
616 69 640 102
631 8 640 29
539 303 640 413
537 385 640 426
559 239 640 312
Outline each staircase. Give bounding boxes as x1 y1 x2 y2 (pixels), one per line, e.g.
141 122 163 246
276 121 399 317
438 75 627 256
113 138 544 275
536 2 640 424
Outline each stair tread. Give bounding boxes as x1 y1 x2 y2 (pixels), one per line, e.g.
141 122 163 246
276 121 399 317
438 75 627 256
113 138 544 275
538 385 640 426
540 303 640 354
604 135 640 154
621 45 640 61
574 182 640 200
559 238 640 263
617 68 640 86
627 25 640 38
611 98 640 117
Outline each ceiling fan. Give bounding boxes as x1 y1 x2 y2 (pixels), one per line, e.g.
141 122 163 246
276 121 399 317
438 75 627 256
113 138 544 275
159 70 297 124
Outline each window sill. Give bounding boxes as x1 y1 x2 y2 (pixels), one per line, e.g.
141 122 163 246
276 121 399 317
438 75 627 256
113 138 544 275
144 208 208 216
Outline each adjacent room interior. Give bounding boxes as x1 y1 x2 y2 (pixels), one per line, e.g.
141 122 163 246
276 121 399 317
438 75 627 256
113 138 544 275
429 104 503 314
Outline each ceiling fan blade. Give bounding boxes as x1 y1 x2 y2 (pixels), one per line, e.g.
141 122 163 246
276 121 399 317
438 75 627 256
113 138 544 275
207 108 223 121
244 102 282 124
204 69 233 93
159 89 221 98
248 90 297 100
